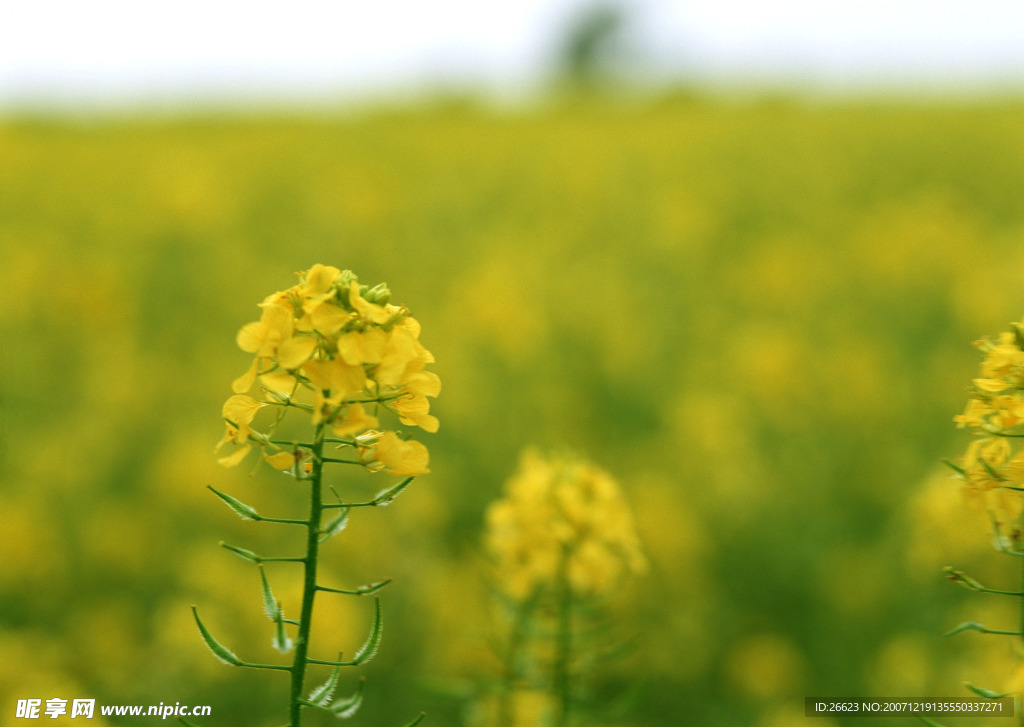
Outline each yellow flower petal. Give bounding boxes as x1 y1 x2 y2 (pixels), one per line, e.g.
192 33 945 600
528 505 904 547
301 359 333 390
975 377 1011 393
215 424 241 452
264 451 296 470
373 431 430 476
301 264 341 299
376 326 418 386
232 359 259 394
404 370 441 398
349 282 390 324
236 321 265 354
260 371 297 395
218 443 252 468
222 394 265 425
338 329 387 366
278 336 317 369
395 394 439 433
302 358 365 398
332 402 379 437
310 301 351 337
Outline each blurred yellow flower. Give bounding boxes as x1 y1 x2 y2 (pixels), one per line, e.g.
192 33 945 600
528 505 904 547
952 320 1024 541
485 450 646 599
1006 660 1024 695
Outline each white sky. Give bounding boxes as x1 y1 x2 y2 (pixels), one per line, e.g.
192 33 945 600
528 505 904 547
3 0 1024 107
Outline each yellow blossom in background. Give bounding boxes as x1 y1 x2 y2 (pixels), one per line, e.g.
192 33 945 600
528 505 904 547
485 450 647 600
477 450 647 727
469 689 554 727
1005 658 1024 696
951 320 1024 542
216 265 439 476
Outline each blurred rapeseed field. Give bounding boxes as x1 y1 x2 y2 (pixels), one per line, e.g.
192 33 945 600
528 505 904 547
4 94 1024 725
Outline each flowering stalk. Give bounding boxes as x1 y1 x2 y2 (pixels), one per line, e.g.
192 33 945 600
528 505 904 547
193 265 438 727
940 320 1024 725
553 545 573 727
289 421 325 727
478 450 646 727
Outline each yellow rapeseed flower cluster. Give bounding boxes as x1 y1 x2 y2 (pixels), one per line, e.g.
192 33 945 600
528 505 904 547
952 321 1024 540
215 264 439 477
485 450 647 599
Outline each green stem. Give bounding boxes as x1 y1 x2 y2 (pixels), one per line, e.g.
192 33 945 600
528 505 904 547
1019 541 1024 639
1019 515 1024 727
554 545 573 727
255 516 310 526
498 586 540 727
316 579 390 596
289 422 326 727
269 439 314 447
978 587 1024 596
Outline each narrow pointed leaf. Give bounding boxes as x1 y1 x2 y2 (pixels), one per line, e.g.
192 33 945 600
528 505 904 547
318 579 391 596
191 607 242 666
273 616 293 654
964 682 1012 699
221 542 261 563
353 598 383 665
940 458 966 476
320 507 350 544
259 566 281 620
330 677 365 719
352 579 390 596
400 712 426 727
943 621 986 636
372 477 415 506
208 485 260 520
943 567 985 592
308 664 341 707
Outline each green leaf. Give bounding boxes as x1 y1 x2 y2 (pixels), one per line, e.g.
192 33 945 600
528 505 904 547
939 458 966 476
259 566 282 621
918 718 947 727
191 607 241 666
943 621 986 636
330 677 366 719
373 477 415 506
353 598 383 665
273 616 293 654
320 507 349 543
208 486 260 520
943 567 985 592
318 579 392 597
221 542 261 563
351 579 390 596
400 712 426 727
964 682 1012 699
308 664 341 708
